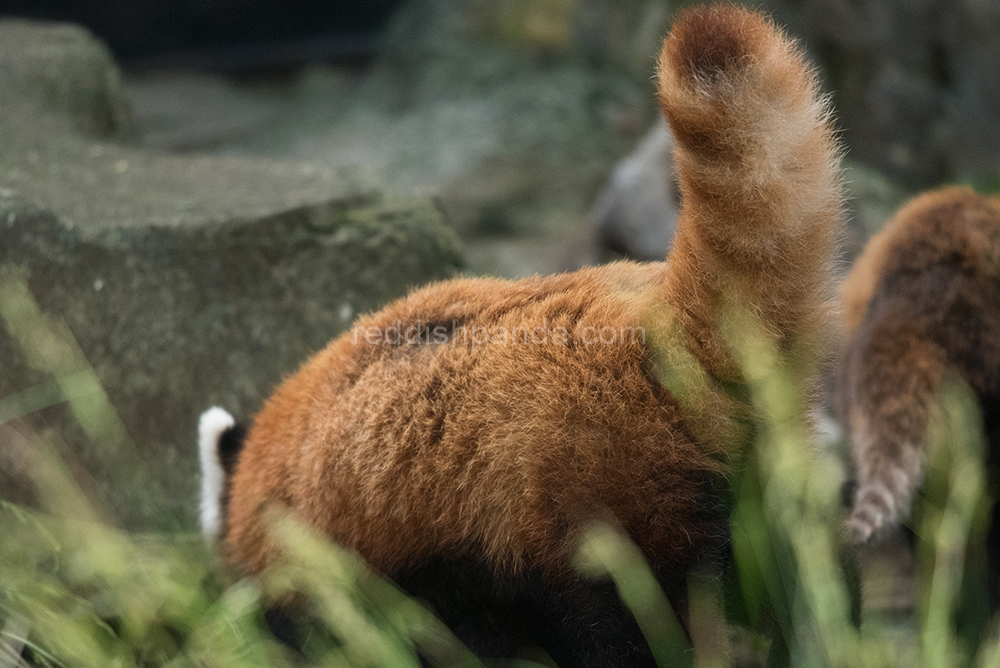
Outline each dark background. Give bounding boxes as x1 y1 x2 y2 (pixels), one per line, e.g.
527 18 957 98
0 0 402 64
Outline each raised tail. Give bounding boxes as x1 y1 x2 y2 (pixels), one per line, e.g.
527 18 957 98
198 406 246 544
657 5 844 375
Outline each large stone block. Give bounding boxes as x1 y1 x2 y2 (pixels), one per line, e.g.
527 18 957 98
0 19 463 530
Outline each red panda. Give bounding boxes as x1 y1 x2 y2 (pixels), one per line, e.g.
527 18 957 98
200 6 844 665
839 188 1000 589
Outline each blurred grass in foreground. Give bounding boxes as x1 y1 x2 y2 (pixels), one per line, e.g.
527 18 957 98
1 274 999 667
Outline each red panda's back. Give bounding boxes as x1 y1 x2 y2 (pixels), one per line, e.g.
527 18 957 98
225 262 729 577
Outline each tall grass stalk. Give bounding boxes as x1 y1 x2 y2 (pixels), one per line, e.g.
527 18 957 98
576 521 693 668
917 384 989 668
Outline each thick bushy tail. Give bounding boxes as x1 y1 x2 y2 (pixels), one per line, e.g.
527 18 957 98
841 188 1000 543
657 5 843 376
198 406 245 544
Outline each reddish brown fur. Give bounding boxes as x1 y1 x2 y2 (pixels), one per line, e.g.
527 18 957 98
667 5 768 81
225 5 843 588
839 187 1000 542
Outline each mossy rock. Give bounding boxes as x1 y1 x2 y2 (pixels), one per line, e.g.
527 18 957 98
0 19 464 530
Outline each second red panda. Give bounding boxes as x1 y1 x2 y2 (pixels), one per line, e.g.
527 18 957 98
200 6 844 666
839 189 1000 610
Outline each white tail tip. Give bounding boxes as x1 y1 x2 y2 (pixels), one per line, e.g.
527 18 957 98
198 406 235 543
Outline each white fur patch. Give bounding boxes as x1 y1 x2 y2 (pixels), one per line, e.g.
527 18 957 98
198 406 235 543
812 409 843 450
